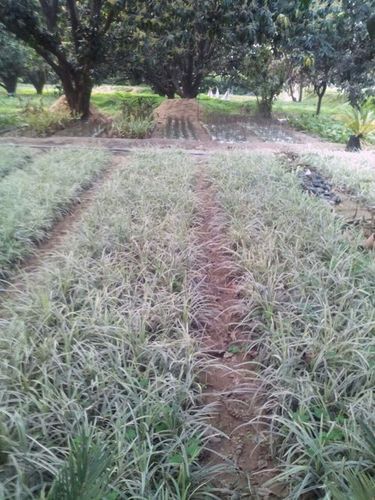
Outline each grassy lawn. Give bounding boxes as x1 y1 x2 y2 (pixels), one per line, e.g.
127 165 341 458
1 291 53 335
0 146 110 278
0 151 217 499
211 153 375 498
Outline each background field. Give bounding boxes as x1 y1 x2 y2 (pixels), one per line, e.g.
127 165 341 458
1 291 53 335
2 84 374 144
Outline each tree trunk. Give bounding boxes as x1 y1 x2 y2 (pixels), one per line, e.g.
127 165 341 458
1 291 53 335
2 75 18 96
315 82 327 115
60 71 93 119
289 83 297 102
298 83 303 102
180 80 199 98
346 135 361 152
257 99 272 119
29 70 46 95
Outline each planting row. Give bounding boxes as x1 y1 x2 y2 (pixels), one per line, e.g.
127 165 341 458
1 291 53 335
0 152 221 499
210 153 375 498
1 150 374 498
0 146 110 279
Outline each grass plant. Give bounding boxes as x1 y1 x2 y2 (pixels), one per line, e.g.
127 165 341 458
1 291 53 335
0 145 35 179
210 153 375 498
0 152 219 499
0 147 110 277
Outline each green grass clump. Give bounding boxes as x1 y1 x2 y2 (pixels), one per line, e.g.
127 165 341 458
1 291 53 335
0 145 35 178
210 153 375 498
0 147 110 277
22 106 75 136
110 95 163 138
0 152 218 498
286 113 349 143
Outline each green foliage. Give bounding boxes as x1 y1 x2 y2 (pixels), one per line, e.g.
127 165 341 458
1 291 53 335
111 95 162 138
240 46 287 117
287 113 349 143
199 96 250 116
47 429 113 500
20 99 75 136
120 95 161 119
342 107 375 139
119 0 259 98
111 116 154 138
0 0 122 116
0 26 26 94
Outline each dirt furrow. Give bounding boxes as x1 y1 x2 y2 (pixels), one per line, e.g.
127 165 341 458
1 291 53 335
0 156 124 298
193 166 282 499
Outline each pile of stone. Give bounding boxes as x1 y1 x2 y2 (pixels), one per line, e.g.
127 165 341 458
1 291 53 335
297 168 341 205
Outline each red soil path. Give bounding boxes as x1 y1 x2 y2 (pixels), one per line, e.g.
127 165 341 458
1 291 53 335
194 166 284 498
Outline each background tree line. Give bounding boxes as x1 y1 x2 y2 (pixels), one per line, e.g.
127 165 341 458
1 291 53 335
0 0 374 119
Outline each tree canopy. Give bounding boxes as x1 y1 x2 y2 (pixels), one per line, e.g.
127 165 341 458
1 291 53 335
0 0 373 117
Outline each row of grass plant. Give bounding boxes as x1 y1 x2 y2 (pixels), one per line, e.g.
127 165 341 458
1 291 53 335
210 153 375 499
0 145 35 179
0 151 219 499
301 152 375 205
0 147 110 279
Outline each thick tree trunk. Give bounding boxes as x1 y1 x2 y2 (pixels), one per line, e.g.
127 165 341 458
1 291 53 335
257 99 272 119
60 71 93 119
180 80 199 98
346 135 361 152
2 75 18 96
29 70 46 95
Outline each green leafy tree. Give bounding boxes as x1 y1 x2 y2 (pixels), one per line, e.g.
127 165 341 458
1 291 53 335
0 0 124 117
120 0 257 98
334 0 374 108
237 1 304 118
0 26 26 95
25 48 51 94
240 45 287 118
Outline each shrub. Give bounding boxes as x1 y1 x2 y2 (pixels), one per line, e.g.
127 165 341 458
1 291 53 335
111 116 154 138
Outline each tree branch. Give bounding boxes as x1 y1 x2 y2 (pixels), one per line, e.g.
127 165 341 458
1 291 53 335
66 0 81 52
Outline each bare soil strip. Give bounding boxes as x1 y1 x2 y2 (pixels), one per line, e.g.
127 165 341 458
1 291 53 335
0 156 124 297
193 166 282 498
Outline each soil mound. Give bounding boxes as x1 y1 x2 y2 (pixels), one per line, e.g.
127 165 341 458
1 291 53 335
50 96 112 137
152 99 210 141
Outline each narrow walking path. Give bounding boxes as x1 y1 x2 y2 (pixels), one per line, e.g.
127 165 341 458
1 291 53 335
193 166 283 498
